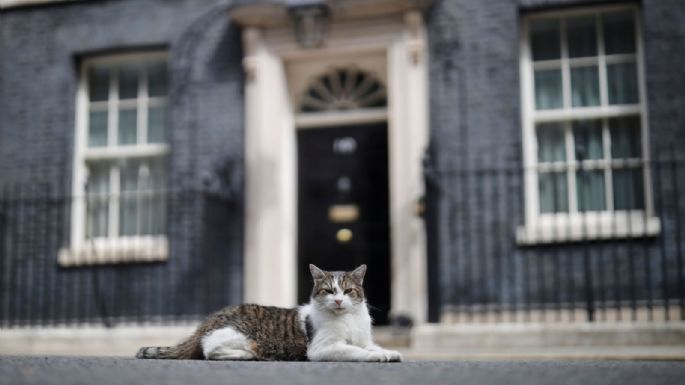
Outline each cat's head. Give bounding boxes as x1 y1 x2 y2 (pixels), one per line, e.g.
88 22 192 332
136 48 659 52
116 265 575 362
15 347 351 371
309 264 366 314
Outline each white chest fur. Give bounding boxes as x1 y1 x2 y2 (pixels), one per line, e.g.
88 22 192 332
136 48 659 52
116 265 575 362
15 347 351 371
298 303 401 362
300 304 371 347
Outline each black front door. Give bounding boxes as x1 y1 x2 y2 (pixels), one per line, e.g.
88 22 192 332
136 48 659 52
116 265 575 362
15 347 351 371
297 123 391 325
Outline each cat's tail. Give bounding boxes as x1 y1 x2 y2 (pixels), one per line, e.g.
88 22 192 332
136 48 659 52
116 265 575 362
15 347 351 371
136 334 203 359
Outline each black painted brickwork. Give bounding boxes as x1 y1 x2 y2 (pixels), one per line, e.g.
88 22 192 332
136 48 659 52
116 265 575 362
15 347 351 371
426 0 685 318
1 0 684 324
0 0 245 324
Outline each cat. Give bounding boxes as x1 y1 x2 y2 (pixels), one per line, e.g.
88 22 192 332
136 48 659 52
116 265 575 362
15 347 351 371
136 264 403 362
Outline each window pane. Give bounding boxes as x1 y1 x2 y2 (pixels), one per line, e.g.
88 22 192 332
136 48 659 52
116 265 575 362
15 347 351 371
118 159 166 236
118 63 139 99
143 158 166 235
577 169 606 212
567 16 597 58
610 116 641 159
530 19 561 61
85 162 109 238
88 65 110 102
613 167 644 210
539 172 568 214
118 108 137 145
603 11 636 55
573 120 603 160
88 110 108 147
119 160 140 236
537 123 566 163
148 105 166 143
86 163 110 194
148 61 168 97
607 62 639 105
534 69 563 110
147 157 167 191
571 66 600 107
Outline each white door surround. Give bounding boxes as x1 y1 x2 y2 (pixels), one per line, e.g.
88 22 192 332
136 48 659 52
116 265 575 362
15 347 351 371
231 2 430 324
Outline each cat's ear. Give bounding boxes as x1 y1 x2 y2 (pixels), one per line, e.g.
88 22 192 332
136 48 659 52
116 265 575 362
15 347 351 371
350 264 367 284
309 264 326 280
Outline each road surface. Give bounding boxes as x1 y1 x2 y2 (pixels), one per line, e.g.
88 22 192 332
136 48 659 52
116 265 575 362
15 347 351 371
1 356 684 385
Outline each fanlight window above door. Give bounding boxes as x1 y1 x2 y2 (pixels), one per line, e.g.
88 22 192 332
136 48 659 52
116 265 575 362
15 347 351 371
300 68 387 112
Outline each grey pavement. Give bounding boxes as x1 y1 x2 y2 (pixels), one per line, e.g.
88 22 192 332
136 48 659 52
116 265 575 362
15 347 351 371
1 356 685 385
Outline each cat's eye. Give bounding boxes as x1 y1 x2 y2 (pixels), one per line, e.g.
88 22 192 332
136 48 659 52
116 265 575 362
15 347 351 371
344 289 353 295
323 289 334 295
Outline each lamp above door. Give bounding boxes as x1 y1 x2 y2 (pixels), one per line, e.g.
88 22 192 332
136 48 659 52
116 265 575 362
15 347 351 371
287 0 331 48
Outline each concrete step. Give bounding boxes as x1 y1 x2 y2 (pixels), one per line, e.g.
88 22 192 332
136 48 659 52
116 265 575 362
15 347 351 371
400 346 685 361
373 326 411 348
3 323 685 360
411 323 685 351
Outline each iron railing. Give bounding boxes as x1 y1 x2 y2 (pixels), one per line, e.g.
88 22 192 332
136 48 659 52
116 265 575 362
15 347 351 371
424 156 685 323
0 187 241 327
1 158 684 326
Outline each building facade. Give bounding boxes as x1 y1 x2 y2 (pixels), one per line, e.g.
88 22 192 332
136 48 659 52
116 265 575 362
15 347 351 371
1 0 684 330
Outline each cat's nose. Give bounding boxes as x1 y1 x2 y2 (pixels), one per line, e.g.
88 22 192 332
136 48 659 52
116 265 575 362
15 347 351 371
334 299 342 306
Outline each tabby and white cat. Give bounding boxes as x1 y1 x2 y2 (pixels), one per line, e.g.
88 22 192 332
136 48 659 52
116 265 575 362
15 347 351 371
136 264 402 362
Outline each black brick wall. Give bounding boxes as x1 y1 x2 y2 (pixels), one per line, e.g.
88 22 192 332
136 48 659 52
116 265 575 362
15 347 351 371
1 0 684 324
426 0 685 319
0 0 245 324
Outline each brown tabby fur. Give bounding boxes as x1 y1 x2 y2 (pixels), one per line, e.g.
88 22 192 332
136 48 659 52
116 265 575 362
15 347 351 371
136 266 367 361
136 304 308 360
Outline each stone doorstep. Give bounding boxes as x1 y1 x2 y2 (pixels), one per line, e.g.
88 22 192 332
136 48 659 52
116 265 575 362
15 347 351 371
399 346 685 361
0 325 196 357
0 325 406 357
395 323 685 360
411 323 685 351
373 326 412 348
1 323 685 359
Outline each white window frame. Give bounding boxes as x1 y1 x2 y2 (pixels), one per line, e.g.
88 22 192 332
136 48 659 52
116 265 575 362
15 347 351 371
517 4 660 245
59 52 170 266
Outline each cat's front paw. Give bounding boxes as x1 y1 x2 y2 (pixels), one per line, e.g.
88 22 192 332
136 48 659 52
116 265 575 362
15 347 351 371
384 349 403 362
366 349 402 362
366 351 389 362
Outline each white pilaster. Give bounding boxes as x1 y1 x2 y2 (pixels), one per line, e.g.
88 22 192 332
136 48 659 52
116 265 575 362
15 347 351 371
242 28 297 307
388 11 429 324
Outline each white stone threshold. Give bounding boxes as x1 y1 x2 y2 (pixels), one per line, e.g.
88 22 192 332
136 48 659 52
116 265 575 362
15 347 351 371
0 325 196 357
407 323 685 360
400 346 685 361
2 323 685 360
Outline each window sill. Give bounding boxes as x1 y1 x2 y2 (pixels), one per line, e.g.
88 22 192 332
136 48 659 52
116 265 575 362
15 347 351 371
58 236 168 267
516 213 661 245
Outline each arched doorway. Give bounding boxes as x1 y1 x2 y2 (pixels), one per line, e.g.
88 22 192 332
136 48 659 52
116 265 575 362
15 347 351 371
295 67 391 324
233 4 430 325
